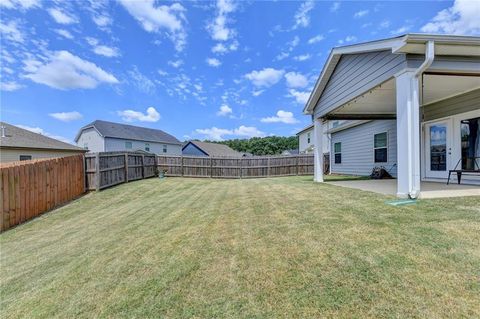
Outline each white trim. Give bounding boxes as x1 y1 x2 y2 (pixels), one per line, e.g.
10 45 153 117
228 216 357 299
373 131 388 163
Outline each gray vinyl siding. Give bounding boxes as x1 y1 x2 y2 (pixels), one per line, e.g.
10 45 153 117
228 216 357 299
76 128 104 152
0 149 84 163
314 50 407 118
422 89 480 122
104 137 182 155
330 120 397 177
182 143 208 157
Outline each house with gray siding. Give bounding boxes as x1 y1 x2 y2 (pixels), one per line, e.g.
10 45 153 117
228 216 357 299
304 33 480 198
182 140 243 157
75 120 182 155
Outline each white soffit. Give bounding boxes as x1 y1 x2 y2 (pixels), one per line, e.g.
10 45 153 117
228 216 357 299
423 74 480 105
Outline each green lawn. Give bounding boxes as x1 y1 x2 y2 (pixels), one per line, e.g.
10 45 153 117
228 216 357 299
1 176 479 318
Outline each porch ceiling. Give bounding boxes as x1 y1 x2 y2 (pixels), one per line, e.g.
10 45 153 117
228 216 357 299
328 74 480 119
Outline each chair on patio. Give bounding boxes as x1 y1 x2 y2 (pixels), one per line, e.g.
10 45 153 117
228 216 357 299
447 157 480 185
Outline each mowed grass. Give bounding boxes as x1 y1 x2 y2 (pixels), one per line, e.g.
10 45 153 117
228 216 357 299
1 176 479 318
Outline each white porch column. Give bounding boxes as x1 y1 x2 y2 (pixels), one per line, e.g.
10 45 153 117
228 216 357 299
395 69 421 198
314 117 324 182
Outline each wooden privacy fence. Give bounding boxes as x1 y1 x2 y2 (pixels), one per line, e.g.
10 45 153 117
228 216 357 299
157 154 314 178
0 155 85 232
85 152 157 190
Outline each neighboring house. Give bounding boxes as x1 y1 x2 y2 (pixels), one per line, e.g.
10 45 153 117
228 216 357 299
75 120 182 155
297 123 333 154
182 141 244 157
304 33 480 198
0 122 86 163
282 149 299 155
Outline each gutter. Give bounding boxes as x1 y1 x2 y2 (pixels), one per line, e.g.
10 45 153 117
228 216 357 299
408 40 434 199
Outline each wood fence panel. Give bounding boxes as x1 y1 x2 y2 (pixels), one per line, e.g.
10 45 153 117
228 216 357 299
0 155 85 232
157 155 314 179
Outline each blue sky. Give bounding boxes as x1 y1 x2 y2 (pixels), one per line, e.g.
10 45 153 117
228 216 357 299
1 0 478 143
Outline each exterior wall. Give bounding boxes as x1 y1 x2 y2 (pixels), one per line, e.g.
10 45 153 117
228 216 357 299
298 129 313 153
330 120 397 177
182 143 208 157
76 128 104 152
314 50 406 118
407 54 480 74
422 88 480 122
0 149 83 163
104 137 182 155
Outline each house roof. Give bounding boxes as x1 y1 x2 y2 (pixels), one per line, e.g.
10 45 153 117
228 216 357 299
183 141 243 157
0 122 85 152
75 120 181 145
296 124 314 136
303 33 480 115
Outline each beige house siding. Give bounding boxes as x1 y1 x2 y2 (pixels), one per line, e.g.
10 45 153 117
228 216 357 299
0 149 84 163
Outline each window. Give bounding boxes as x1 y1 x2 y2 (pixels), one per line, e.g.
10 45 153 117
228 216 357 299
83 143 88 150
19 155 32 161
163 144 167 153
334 142 341 164
307 132 311 144
145 143 150 152
125 141 132 149
374 132 388 163
461 117 480 170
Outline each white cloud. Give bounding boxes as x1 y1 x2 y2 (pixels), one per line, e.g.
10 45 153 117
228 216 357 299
0 81 23 91
49 111 83 122
0 20 24 43
288 89 310 104
338 35 358 45
117 106 160 122
245 68 284 87
217 104 232 116
211 41 238 54
168 59 183 68
207 0 236 41
15 125 72 144
330 2 340 13
308 34 324 44
119 0 187 51
354 10 369 18
261 110 299 124
92 15 112 27
390 25 411 35
206 57 221 67
380 20 391 29
86 37 120 57
128 67 155 94
0 0 40 10
285 72 308 88
293 54 311 61
275 52 289 61
23 50 119 90
195 125 265 141
48 8 78 24
421 0 480 35
293 1 315 29
54 29 73 39
252 89 264 97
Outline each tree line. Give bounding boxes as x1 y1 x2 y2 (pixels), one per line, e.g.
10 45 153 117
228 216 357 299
204 136 299 156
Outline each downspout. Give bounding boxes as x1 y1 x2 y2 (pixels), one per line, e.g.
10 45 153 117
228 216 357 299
409 40 435 199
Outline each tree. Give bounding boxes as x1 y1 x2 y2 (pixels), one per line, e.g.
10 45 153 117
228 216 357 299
204 136 299 156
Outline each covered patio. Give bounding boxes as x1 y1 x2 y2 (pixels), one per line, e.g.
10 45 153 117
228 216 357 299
304 34 480 198
327 179 480 199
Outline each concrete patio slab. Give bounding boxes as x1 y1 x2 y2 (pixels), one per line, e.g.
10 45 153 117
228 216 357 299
327 179 480 199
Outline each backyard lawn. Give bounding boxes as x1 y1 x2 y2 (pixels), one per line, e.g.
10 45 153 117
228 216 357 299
1 176 479 318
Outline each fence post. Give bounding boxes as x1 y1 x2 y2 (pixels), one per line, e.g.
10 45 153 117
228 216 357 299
296 156 299 176
240 158 243 179
181 156 184 177
141 155 145 179
267 157 270 177
95 153 100 191
124 153 129 183
210 157 213 178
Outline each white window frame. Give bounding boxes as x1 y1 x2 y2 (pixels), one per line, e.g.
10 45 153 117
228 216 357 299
334 142 341 164
19 155 32 161
307 132 311 144
163 144 167 153
145 143 150 152
373 131 388 163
